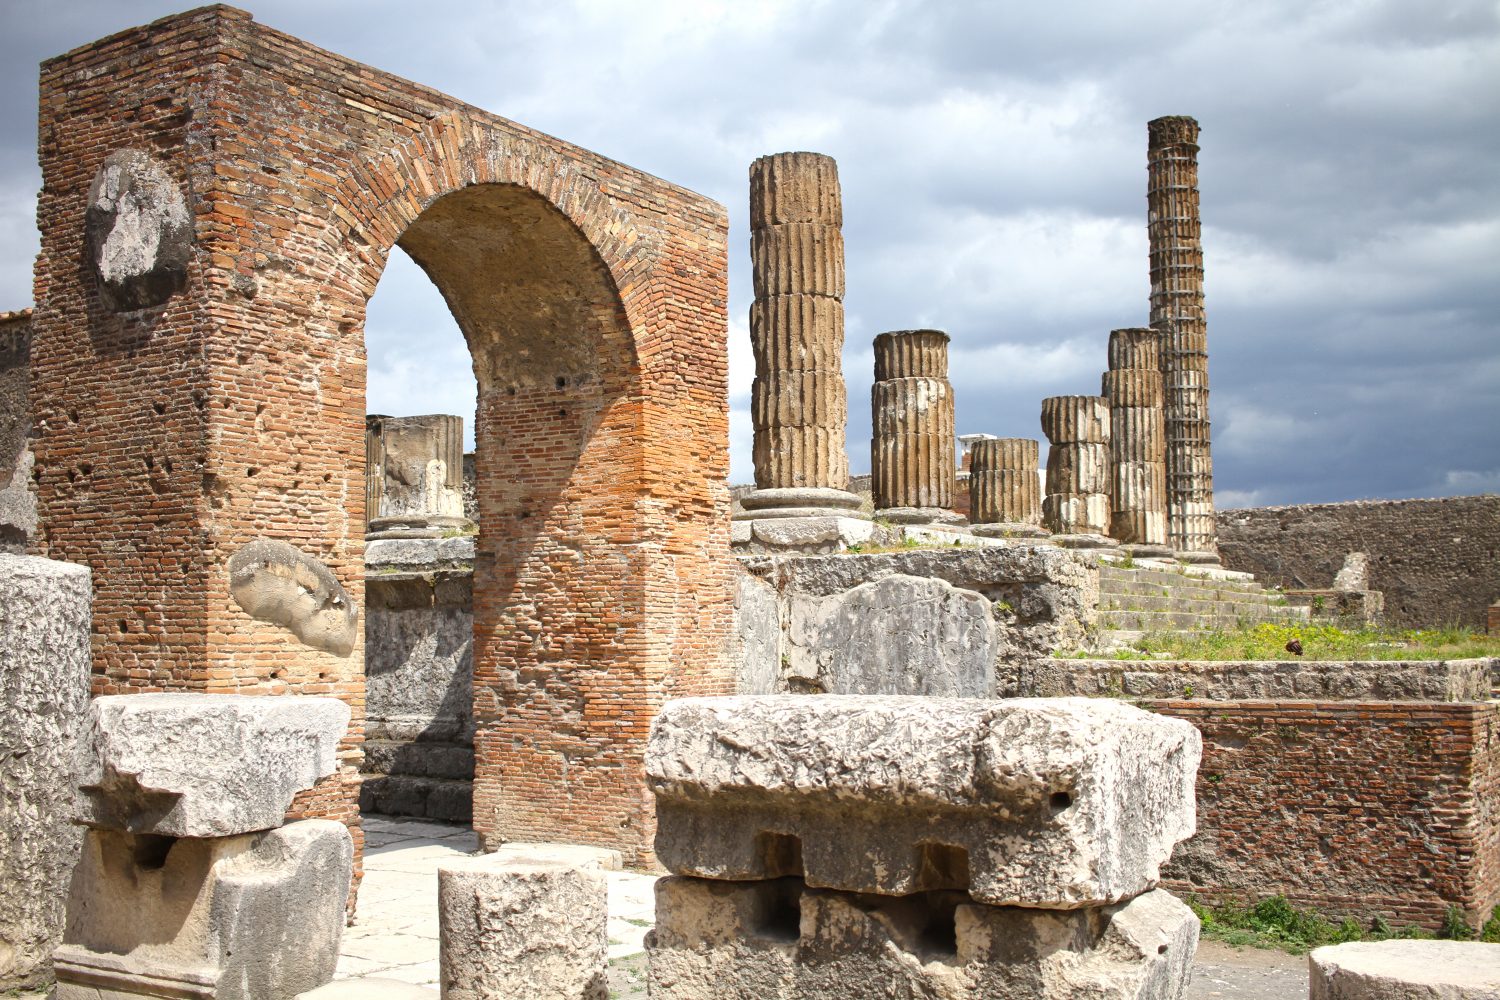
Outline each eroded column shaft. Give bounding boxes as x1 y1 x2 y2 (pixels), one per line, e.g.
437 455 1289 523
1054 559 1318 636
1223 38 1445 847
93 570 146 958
1103 328 1168 548
870 330 956 515
969 437 1043 528
1148 115 1218 560
1041 395 1111 537
749 152 850 493
365 413 471 538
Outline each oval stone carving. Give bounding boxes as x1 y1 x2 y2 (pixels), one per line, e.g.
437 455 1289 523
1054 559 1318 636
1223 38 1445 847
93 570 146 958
85 149 193 311
229 539 358 656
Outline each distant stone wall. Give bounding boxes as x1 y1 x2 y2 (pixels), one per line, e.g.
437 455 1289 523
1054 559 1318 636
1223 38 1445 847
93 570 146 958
1216 496 1500 629
733 545 1097 696
0 310 34 553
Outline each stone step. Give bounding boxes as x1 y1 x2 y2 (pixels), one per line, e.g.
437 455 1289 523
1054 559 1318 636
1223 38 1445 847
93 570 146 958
1098 594 1294 617
1098 608 1306 632
1099 565 1267 591
1099 577 1288 605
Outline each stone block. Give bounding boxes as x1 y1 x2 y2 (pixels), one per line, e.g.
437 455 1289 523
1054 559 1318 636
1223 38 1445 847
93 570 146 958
438 857 608 1000
647 696 1200 907
228 539 358 655
298 980 437 999
0 554 92 992
85 149 192 311
78 693 350 837
1308 940 1500 998
784 575 996 696
647 877 1199 999
55 819 352 1000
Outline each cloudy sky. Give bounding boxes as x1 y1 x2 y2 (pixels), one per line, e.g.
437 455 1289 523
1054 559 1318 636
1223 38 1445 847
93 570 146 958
2 1 1497 506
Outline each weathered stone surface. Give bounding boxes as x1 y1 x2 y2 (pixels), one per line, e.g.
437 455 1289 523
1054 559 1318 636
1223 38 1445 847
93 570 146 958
78 693 349 837
1106 328 1169 549
647 696 1201 907
229 538 358 655
784 575 996 696
1041 395 1110 444
736 515 875 555
85 149 193 312
732 569 781 694
365 413 473 538
1308 940 1500 999
365 534 475 571
298 980 437 999
438 858 608 1000
1043 396 1113 539
55 819 352 1000
647 878 1199 999
969 437 1043 528
1009 657 1494 703
749 151 842 228
0 312 34 553
750 224 846 298
738 545 1098 668
0 554 91 992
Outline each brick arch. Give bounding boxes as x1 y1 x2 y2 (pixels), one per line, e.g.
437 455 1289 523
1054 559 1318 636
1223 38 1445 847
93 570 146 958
31 7 731 878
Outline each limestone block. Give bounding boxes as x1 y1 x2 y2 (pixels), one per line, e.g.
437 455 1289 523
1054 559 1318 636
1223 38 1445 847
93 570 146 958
229 539 358 655
733 569 782 695
749 152 842 228
784 575 995 696
298 980 437 999
1041 395 1110 444
752 370 848 426
749 295 843 374
85 149 193 311
78 693 349 837
0 554 91 992
55 820 352 1000
438 857 608 1000
750 224 846 298
1308 940 1500 999
647 695 1200 907
647 877 1199 999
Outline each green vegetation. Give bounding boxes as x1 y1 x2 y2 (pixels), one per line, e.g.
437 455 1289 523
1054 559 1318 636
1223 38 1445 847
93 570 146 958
1188 895 1498 954
1106 621 1500 661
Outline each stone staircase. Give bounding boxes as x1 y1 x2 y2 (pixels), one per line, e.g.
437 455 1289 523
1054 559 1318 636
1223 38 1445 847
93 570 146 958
1096 560 1310 644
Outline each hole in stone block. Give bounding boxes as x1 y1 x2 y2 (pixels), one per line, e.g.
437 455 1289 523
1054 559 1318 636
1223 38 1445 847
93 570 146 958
132 834 176 870
917 897 960 956
754 831 804 877
913 842 969 892
749 879 801 943
868 890 964 959
1158 943 1168 954
1050 791 1073 812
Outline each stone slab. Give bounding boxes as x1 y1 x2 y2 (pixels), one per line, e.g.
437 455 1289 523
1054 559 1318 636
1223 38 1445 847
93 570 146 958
438 857 608 999
78 693 349 837
647 696 1200 907
1308 940 1500 998
1013 657 1494 703
365 535 476 571
299 979 437 999
647 877 1199 999
0 554 92 992
56 819 352 1000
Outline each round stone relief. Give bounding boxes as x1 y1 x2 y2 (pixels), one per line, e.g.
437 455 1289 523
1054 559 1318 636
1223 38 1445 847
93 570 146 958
85 149 193 312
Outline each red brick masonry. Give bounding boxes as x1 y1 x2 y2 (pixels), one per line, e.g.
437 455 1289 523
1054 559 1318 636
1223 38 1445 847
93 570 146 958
31 4 734 896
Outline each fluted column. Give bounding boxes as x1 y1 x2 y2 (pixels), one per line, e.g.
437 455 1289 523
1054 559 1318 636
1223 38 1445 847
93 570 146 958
1148 115 1219 563
737 152 862 522
1041 395 1115 548
1103 328 1170 556
870 330 962 525
969 437 1049 539
366 413 474 539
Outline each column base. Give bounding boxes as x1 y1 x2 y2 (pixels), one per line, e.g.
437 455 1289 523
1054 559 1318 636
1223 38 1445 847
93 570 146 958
731 515 876 554
873 506 967 527
1051 533 1121 552
734 487 866 521
1118 543 1175 559
367 514 475 540
971 522 1050 540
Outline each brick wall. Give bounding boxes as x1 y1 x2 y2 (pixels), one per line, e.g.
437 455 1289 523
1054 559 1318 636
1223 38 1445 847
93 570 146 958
1155 699 1500 929
32 5 733 883
1217 496 1500 629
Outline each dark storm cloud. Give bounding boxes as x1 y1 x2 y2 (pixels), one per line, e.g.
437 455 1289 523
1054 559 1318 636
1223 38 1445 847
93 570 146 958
1 0 1495 503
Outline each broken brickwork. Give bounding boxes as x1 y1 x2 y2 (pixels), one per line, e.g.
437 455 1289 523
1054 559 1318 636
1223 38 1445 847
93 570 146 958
31 6 733 873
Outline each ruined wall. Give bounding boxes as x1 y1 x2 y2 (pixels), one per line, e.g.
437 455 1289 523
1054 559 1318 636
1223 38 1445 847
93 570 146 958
32 6 732 870
1017 655 1500 928
0 311 34 553
1157 699 1500 929
733 546 1097 696
361 538 474 823
1216 496 1500 629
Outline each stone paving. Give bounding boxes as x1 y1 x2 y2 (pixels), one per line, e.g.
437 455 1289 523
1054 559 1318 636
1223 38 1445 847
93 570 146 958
337 816 657 987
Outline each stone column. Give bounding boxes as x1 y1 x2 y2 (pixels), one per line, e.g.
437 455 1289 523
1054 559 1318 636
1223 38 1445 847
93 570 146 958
870 329 962 525
1148 115 1219 563
1041 395 1114 549
1103 328 1171 557
365 414 474 539
737 152 862 523
969 438 1049 539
